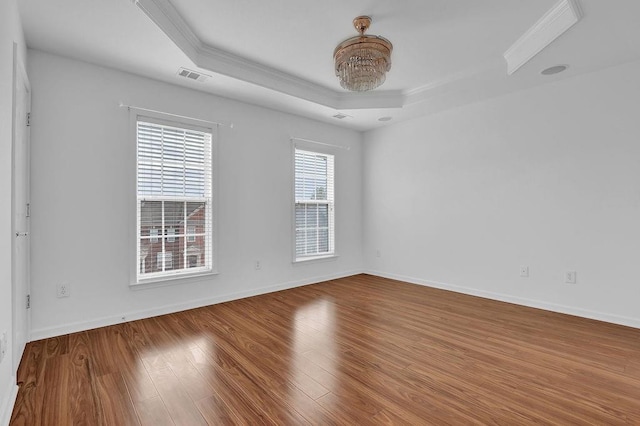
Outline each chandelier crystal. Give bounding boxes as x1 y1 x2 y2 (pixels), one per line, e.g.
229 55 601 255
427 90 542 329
334 16 393 92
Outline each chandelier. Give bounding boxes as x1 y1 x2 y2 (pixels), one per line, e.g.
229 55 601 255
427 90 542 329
334 16 393 92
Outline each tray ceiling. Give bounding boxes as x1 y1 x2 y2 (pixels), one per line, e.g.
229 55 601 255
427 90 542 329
19 0 640 130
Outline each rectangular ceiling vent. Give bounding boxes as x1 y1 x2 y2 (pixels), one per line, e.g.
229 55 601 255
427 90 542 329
332 113 349 120
177 67 211 82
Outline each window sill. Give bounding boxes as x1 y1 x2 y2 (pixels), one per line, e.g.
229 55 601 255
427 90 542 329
131 269 218 290
293 254 339 265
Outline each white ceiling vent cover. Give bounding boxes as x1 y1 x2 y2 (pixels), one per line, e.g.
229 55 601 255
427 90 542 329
177 67 211 82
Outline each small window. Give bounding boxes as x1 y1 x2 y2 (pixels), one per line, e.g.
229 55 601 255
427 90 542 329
187 225 196 243
167 227 176 243
150 228 159 243
157 252 173 270
294 148 335 261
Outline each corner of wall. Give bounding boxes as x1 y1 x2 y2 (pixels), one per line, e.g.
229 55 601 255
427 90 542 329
365 270 640 330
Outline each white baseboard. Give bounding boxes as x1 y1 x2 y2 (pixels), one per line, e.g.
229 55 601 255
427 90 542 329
0 382 18 426
367 270 640 329
30 269 364 341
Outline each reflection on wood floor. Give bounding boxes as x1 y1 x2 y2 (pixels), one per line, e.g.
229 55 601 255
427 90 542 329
10 274 640 424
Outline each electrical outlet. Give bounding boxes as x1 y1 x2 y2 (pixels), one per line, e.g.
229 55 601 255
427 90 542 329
520 266 529 277
57 283 70 298
376 249 381 258
255 260 261 270
565 271 577 284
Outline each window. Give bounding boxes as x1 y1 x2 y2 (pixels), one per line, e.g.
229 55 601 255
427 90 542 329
157 252 173 270
187 225 196 242
294 148 335 261
136 118 213 282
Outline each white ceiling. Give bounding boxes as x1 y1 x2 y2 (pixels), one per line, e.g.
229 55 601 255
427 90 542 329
18 0 640 131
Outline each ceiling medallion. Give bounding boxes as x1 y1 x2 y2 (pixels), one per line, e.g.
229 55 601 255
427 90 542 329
334 16 393 92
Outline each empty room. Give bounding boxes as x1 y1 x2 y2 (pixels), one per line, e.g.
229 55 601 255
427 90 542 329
2 0 640 424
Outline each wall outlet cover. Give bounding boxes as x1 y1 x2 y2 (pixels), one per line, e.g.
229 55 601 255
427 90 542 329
57 283 70 298
565 271 577 284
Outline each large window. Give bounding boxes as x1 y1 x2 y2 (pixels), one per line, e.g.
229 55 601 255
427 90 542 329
294 148 335 261
136 118 213 282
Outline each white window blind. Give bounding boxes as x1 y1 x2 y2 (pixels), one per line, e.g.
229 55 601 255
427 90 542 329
136 119 213 281
294 149 335 260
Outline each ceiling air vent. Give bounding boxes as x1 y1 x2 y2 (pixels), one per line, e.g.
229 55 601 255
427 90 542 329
177 67 210 82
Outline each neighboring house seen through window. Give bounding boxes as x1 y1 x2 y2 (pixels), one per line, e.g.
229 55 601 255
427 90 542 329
294 148 335 261
136 118 213 282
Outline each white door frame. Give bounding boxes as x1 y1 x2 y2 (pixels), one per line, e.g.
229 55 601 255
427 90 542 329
11 42 31 373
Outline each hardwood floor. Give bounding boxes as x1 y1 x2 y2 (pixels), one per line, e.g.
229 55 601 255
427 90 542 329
10 274 640 425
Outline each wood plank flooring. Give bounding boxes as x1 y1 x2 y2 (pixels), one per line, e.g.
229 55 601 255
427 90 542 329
10 274 640 425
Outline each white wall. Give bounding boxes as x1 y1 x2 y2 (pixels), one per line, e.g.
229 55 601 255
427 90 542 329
0 1 26 424
364 59 640 328
28 50 363 339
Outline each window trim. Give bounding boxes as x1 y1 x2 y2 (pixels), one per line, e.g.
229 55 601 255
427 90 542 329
130 109 219 286
291 142 337 263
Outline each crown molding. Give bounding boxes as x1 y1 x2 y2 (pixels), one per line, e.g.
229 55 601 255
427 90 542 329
135 0 199 59
504 0 582 75
135 0 405 110
135 0 578 113
193 43 338 107
404 60 500 105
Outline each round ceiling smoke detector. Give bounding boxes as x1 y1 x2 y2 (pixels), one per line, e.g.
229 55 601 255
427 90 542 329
541 65 568 75
378 116 393 122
